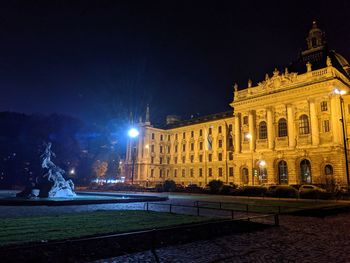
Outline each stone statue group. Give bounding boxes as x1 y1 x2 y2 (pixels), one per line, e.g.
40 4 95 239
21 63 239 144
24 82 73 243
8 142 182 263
41 142 76 198
17 142 76 198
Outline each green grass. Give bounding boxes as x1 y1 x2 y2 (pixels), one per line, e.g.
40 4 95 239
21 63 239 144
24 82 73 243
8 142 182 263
0 210 212 247
197 199 343 213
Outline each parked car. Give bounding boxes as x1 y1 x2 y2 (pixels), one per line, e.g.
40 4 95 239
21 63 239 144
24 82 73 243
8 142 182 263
299 185 326 193
260 183 276 188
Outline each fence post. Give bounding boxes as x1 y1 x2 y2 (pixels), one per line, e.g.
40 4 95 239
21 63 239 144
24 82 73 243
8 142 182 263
197 206 200 216
219 202 222 209
231 210 234 219
246 204 249 212
274 214 279 226
146 202 149 212
169 204 172 213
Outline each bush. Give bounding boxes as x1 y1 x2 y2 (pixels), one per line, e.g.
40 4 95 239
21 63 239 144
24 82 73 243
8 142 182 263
154 183 164 192
208 180 224 194
220 184 237 195
272 186 298 198
300 190 333 200
238 186 266 197
163 180 176 192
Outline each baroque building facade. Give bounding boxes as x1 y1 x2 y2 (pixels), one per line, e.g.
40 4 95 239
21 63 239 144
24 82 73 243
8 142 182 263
125 22 350 187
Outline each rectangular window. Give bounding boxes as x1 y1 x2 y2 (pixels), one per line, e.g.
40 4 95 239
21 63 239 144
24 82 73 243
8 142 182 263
321 101 328 111
151 145 155 152
183 132 186 139
218 153 223 161
199 154 203 162
190 155 194 163
191 143 194 151
182 169 185 177
182 144 186 152
243 116 248 125
150 169 154 177
229 167 234 177
199 168 203 177
151 133 155 140
323 120 330 132
208 168 212 177
218 167 223 177
159 170 163 178
191 131 194 137
175 134 178 140
209 127 212 135
190 168 194 177
168 135 170 141
218 126 222 133
167 157 170 164
229 152 233 161
199 141 203 150
174 157 178 164
160 134 163 141
174 169 177 177
199 129 203 136
159 157 163 164
218 140 222 148
160 146 163 153
182 156 185 163
175 145 178 153
208 154 212 162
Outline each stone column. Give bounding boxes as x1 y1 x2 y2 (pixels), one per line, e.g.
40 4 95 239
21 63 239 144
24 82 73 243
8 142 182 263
309 99 320 146
331 95 342 144
267 107 274 150
234 114 241 153
248 110 255 151
287 104 296 148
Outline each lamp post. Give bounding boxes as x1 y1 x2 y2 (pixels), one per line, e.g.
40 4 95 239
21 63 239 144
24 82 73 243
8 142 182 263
128 128 139 185
334 88 349 187
245 133 254 185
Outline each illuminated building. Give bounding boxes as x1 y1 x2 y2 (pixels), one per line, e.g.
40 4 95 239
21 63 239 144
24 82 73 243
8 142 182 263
126 22 350 187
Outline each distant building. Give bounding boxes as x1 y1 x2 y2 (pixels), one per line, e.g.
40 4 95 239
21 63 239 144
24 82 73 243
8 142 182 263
126 22 350 187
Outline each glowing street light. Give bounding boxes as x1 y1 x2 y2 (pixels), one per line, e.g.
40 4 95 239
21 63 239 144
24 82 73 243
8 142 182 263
334 88 349 187
128 128 139 185
128 128 140 138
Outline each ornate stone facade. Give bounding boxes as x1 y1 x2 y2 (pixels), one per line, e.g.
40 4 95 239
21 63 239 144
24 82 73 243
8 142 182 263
125 23 350 187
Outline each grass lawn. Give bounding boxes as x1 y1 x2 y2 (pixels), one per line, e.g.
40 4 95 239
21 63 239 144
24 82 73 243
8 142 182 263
0 210 212 247
197 198 344 213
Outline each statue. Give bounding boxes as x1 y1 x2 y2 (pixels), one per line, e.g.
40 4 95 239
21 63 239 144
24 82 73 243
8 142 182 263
41 142 76 198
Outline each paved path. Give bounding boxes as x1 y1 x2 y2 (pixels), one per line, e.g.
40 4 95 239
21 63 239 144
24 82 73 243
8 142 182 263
95 212 350 263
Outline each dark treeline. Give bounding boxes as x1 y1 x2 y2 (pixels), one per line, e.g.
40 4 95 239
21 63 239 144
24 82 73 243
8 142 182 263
0 112 126 188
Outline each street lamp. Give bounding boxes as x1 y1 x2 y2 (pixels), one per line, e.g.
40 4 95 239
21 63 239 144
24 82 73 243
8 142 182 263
334 88 349 186
128 128 139 185
245 133 254 185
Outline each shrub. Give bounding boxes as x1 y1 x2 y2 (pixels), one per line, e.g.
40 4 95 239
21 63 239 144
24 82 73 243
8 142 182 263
208 180 224 194
163 180 176 192
220 184 237 195
154 183 164 192
272 186 298 198
300 190 333 200
240 186 266 197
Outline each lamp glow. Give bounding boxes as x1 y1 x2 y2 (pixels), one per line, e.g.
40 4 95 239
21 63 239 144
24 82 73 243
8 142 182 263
334 88 346 95
128 128 139 138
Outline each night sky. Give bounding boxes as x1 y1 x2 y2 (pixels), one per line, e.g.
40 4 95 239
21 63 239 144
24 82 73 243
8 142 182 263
2 0 350 126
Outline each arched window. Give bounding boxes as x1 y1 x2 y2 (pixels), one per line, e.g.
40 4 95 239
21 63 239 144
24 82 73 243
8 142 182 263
300 159 312 183
325 165 333 176
299 115 310 135
242 168 249 184
278 118 288 137
259 121 267 139
278 160 288 184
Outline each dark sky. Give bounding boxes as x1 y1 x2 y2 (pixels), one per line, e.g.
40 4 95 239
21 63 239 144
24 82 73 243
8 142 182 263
1 0 350 126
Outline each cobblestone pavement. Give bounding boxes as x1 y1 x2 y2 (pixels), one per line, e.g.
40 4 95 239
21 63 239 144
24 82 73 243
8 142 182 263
95 212 350 263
